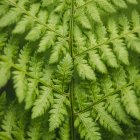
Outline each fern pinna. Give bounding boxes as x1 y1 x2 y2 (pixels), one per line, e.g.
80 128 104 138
0 0 140 139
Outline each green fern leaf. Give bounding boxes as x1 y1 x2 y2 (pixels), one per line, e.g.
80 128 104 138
13 47 30 103
0 43 17 88
0 8 21 28
94 103 123 135
27 120 41 140
32 87 53 119
112 39 129 65
25 57 43 109
49 94 70 131
111 0 127 8
121 86 140 120
95 0 116 13
59 120 70 140
38 31 56 52
76 57 96 81
88 50 107 73
100 45 118 67
75 112 101 140
86 3 101 23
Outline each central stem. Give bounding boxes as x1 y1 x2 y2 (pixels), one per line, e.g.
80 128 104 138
69 0 75 139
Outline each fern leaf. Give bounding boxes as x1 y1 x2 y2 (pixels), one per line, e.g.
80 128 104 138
107 18 118 38
12 16 31 34
76 11 91 29
111 0 127 8
75 112 101 140
76 57 96 81
0 8 21 27
25 25 44 41
112 39 129 65
0 107 16 139
86 3 101 23
125 34 140 53
28 3 40 16
25 10 47 41
0 43 17 88
32 87 53 119
27 120 41 140
38 31 56 52
119 14 130 33
32 66 53 118
59 120 70 140
95 0 116 13
131 10 140 29
111 67 127 89
13 47 30 103
100 45 118 67
49 94 69 131
25 57 43 109
127 66 140 90
88 50 107 73
121 86 140 120
0 62 11 88
94 103 123 135
56 53 73 84
106 94 131 125
49 39 68 64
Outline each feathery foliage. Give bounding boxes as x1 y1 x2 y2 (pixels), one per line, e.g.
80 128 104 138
0 0 140 139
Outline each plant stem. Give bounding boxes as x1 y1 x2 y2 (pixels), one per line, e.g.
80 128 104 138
69 0 75 139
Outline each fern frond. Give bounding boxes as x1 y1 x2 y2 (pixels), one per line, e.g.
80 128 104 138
127 66 140 90
55 53 73 88
32 87 53 119
0 0 140 139
100 45 118 67
88 50 107 73
25 10 47 41
95 0 116 13
76 11 91 29
27 120 41 140
111 0 127 8
121 86 140 120
75 112 101 140
25 57 43 109
76 57 96 81
75 0 137 24
59 119 70 140
0 42 17 88
49 41 68 64
38 31 56 52
0 8 21 28
49 94 70 131
94 103 123 135
13 47 30 103
0 106 16 139
106 94 131 125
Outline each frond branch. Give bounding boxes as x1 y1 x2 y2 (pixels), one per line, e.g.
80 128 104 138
75 81 135 115
7 0 65 38
0 56 68 96
74 27 140 58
